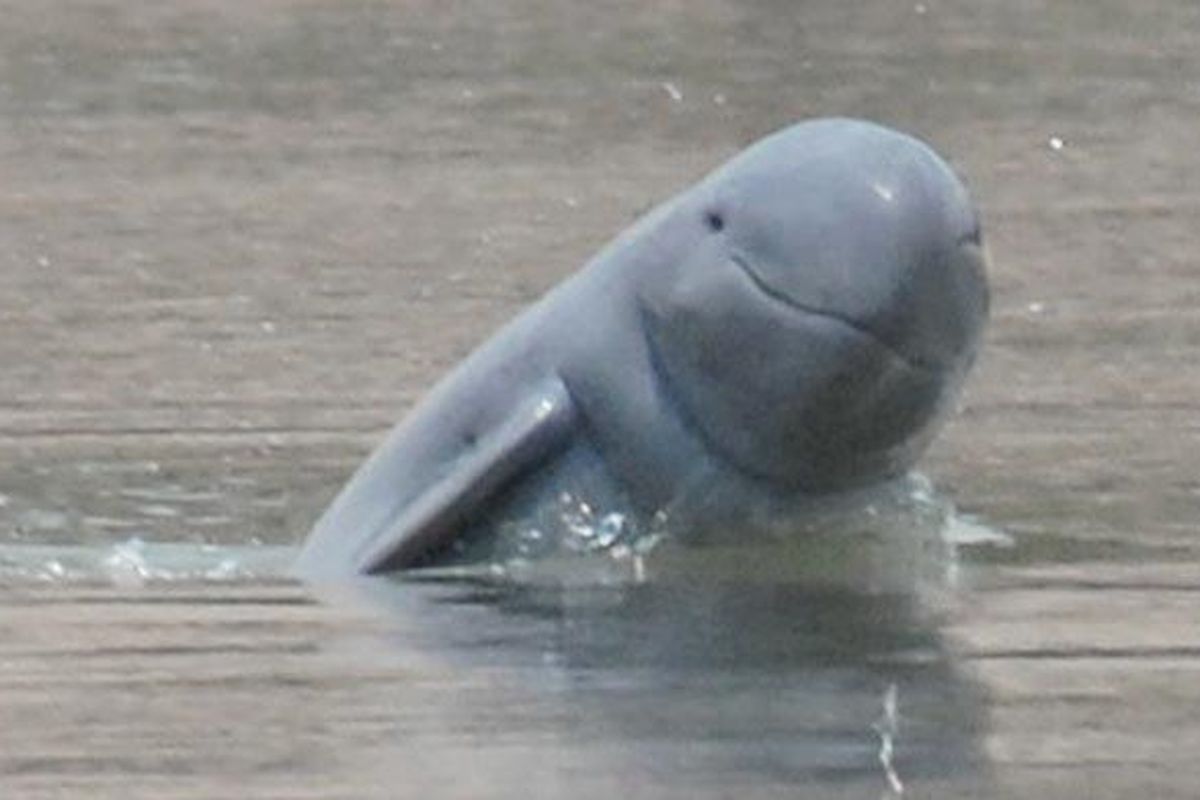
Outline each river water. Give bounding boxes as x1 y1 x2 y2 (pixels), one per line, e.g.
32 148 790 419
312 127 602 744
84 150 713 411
1 481 1002 799
4 0 1200 797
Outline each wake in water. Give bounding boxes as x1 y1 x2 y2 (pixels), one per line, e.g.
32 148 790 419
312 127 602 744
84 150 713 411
432 472 1010 598
0 473 1008 589
0 537 297 585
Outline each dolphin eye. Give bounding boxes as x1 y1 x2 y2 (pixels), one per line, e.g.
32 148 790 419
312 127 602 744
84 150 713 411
704 210 725 232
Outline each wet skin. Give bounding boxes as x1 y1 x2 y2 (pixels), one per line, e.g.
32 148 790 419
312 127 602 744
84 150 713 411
295 118 989 579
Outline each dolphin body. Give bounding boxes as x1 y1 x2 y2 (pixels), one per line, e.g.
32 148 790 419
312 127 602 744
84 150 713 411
296 118 989 579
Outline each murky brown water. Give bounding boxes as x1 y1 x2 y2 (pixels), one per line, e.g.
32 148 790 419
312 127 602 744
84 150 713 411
4 0 1200 797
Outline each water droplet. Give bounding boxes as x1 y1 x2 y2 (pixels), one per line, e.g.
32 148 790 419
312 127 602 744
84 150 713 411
593 513 627 548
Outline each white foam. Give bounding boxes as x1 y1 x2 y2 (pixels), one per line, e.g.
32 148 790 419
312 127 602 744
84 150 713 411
0 537 297 586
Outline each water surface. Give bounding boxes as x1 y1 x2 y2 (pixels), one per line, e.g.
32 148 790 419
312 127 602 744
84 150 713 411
0 496 997 799
5 0 1200 797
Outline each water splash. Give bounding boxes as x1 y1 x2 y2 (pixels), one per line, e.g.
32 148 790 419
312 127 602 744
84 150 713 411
454 472 1008 594
0 473 1008 592
0 537 296 585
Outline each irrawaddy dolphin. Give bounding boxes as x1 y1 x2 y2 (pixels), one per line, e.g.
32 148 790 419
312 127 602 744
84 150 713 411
296 118 989 580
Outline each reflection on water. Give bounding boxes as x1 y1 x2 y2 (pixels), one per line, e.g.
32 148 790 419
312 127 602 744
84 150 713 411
0 478 1000 797
313 569 990 797
3 0 1199 793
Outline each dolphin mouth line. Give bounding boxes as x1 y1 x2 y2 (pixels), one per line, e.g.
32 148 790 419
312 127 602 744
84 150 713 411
728 253 940 374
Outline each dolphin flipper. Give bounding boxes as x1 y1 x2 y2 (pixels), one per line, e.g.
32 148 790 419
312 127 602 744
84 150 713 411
355 379 577 574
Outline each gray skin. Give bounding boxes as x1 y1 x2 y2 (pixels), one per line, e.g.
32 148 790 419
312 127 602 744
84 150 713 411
295 118 988 580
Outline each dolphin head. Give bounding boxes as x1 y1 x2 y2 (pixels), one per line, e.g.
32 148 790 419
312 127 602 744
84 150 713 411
641 118 989 491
